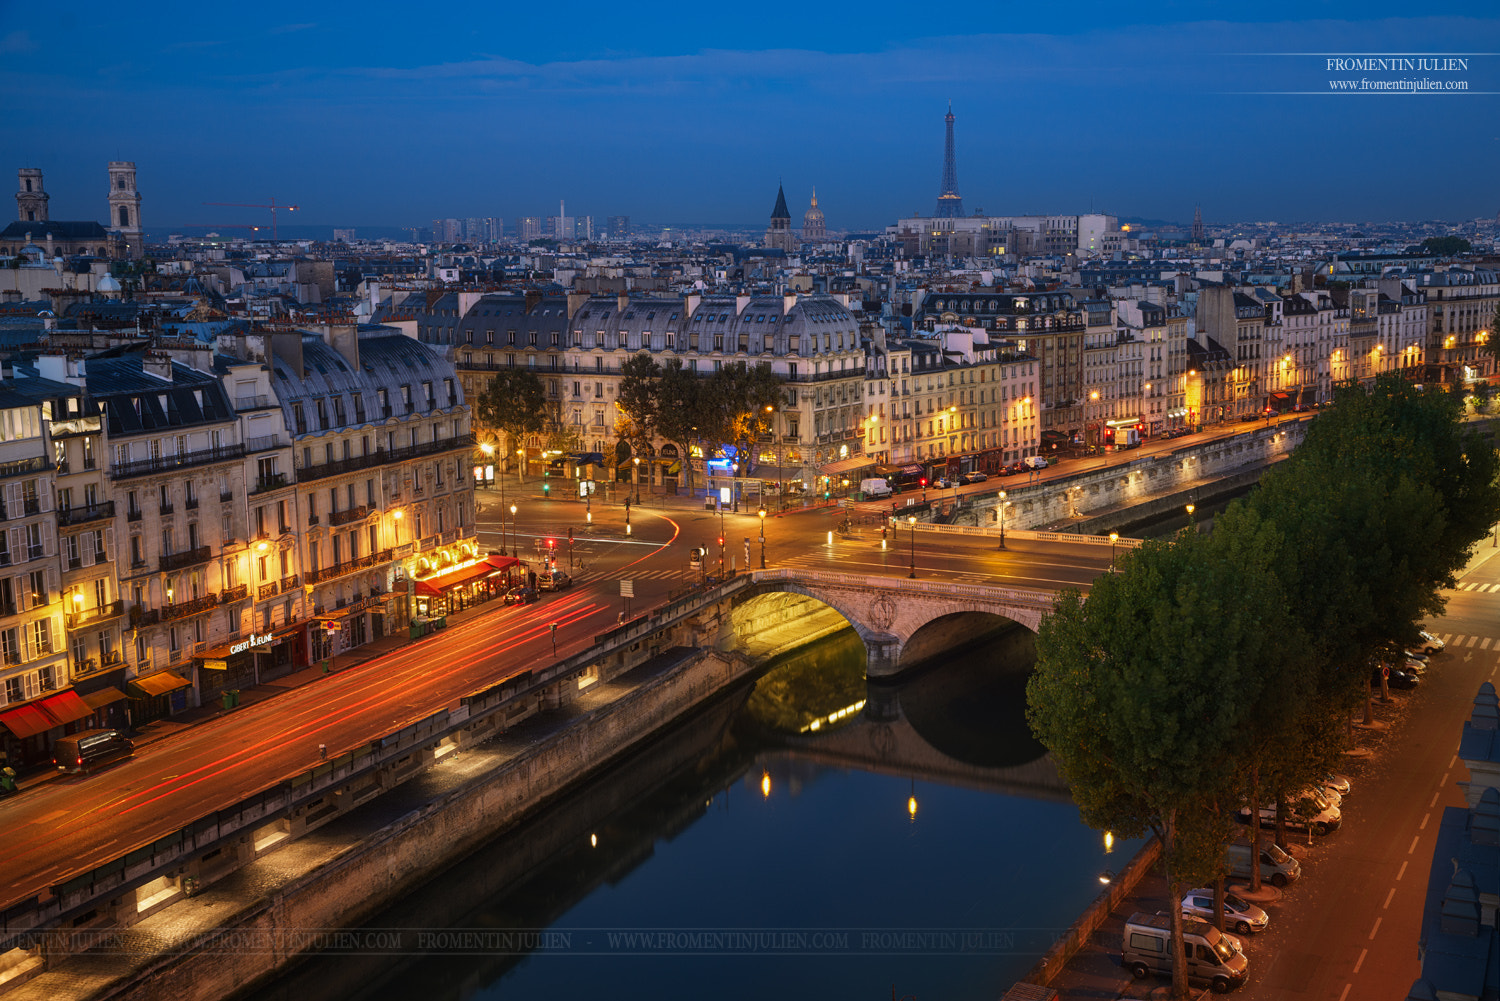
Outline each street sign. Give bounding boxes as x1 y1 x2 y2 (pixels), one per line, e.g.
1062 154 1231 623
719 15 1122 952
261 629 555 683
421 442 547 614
620 580 634 598
1382 664 1390 680
841 498 854 509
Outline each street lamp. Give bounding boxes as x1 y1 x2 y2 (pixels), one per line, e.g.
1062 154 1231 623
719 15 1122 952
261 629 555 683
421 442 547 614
632 456 641 504
908 515 918 579
509 503 517 557
1185 503 1196 533
997 490 1007 550
757 506 767 569
1109 531 1119 567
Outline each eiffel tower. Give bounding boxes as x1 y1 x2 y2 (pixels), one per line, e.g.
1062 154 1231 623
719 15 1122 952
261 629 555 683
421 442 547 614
934 102 964 218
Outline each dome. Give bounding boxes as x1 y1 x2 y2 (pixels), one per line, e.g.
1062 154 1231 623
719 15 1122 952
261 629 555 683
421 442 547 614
97 274 122 294
18 242 48 267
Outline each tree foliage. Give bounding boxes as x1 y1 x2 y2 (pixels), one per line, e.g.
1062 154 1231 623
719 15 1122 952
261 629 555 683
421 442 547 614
473 368 547 478
1421 236 1472 256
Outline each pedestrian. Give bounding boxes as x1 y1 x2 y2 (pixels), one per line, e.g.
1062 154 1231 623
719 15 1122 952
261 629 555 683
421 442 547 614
318 743 327 760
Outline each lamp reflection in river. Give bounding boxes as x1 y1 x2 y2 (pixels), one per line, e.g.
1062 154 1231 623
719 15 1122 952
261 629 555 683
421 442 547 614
907 777 918 823
761 772 772 798
1104 830 1115 854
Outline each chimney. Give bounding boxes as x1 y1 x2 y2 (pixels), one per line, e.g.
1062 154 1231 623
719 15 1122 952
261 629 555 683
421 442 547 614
683 291 701 318
326 323 359 371
143 350 174 382
617 292 629 315
566 291 591 319
524 290 544 315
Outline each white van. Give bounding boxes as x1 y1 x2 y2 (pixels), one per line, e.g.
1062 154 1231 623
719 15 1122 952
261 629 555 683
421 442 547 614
1023 456 1048 470
859 477 892 498
1225 838 1301 887
1122 912 1248 993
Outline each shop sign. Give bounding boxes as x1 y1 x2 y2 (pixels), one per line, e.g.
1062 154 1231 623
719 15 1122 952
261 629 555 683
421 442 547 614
230 633 273 655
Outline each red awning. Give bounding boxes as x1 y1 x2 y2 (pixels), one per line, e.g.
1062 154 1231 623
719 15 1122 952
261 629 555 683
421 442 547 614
487 555 520 572
0 703 58 739
413 560 497 598
39 690 92 727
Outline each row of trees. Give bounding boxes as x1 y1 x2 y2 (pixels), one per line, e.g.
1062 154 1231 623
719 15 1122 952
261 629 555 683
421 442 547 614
470 358 786 493
616 354 784 495
1026 374 1500 998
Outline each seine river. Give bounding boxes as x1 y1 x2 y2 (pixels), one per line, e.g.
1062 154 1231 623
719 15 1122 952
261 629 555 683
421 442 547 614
247 627 1138 1001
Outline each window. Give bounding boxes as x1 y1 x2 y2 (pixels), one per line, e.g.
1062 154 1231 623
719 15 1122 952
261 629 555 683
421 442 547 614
30 618 51 655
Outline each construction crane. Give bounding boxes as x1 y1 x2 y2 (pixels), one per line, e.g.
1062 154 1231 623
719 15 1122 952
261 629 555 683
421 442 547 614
202 197 300 241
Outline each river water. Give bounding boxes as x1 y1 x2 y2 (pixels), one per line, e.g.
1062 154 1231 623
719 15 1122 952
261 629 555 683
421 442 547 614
247 628 1138 1001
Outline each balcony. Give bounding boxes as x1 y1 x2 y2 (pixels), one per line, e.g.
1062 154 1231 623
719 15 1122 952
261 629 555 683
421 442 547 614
67 600 124 630
159 504 174 516
23 498 40 516
220 491 234 503
246 434 285 454
235 395 275 411
57 501 114 527
0 455 48 481
160 593 218 623
129 605 160 627
26 545 44 562
127 507 142 522
110 443 246 480
159 546 212 573
329 505 368 527
304 548 394 586
258 581 279 601
294 434 476 484
253 472 288 494
185 497 199 510
308 514 320 526
220 583 249 603
281 574 299 591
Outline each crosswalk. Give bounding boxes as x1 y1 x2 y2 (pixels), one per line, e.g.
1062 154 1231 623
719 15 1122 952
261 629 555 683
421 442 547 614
577 568 693 582
1455 582 1500 593
1433 633 1498 650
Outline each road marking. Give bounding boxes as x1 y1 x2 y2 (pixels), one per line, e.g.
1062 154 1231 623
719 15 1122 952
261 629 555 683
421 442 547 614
1451 755 1458 769
1421 812 1431 830
1369 917 1382 940
1431 791 1441 808
1384 888 1396 909
1338 983 1351 1001
1353 948 1367 973
1409 835 1421 854
1492 665 1497 679
1397 860 1408 881
1442 772 1451 786
1468 635 1479 647
1486 638 1495 650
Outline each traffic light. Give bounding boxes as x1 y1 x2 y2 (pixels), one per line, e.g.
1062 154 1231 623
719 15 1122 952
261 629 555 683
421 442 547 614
717 535 725 548
919 477 927 488
568 527 574 542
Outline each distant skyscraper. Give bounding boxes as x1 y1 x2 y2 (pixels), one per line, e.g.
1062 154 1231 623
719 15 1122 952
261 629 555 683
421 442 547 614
802 189 826 241
608 216 630 240
765 183 796 252
441 218 461 242
430 219 443 243
484 217 503 242
934 103 964 219
518 217 543 241
578 216 595 240
1192 205 1205 244
333 228 356 243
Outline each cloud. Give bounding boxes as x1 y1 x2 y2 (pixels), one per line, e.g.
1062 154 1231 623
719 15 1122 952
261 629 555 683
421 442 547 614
0 30 36 53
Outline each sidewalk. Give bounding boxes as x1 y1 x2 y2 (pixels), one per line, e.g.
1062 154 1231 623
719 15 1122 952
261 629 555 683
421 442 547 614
477 477 840 518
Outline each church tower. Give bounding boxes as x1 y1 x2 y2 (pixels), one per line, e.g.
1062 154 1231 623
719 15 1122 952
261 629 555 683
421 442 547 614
765 183 796 253
802 188 826 242
107 161 143 258
16 169 48 223
1191 205 1205 246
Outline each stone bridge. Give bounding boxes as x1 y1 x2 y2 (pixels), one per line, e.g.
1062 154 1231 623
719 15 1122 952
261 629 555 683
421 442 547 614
727 568 1058 678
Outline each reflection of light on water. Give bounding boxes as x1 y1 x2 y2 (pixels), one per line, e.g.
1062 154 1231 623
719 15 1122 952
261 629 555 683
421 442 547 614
590 833 597 848
761 772 772 798
908 795 918 821
801 699 867 733
1104 831 1114 854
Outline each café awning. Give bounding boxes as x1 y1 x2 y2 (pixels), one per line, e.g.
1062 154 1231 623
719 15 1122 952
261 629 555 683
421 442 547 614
414 559 497 598
819 455 874 476
38 690 92 727
82 687 129 711
0 703 57 739
130 670 193 698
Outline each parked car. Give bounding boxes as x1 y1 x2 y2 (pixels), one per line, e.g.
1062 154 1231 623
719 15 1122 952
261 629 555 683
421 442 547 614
1322 773 1353 796
504 585 538 606
1404 649 1430 664
538 570 573 591
931 477 953 489
1237 799 1341 836
1225 838 1301 887
1401 657 1428 677
1122 912 1248 994
1181 889 1270 935
960 471 989 485
1023 456 1048 470
1001 461 1027 476
1420 630 1446 655
1373 665 1420 690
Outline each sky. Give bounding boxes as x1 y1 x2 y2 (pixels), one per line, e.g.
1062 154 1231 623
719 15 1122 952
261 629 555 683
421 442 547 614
4 1 1500 232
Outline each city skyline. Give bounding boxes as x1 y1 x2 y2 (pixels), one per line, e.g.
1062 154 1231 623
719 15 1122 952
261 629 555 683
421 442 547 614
4 3 1500 231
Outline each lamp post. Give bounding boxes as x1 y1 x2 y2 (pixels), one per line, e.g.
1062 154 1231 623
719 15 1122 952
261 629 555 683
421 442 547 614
480 442 494 489
1185 503 1196 533
509 503 517 557
997 490 1007 550
632 456 641 504
908 515 918 579
1109 531 1119 567
758 506 767 569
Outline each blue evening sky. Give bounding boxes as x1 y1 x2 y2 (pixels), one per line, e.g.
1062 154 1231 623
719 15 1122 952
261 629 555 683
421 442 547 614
4 1 1499 231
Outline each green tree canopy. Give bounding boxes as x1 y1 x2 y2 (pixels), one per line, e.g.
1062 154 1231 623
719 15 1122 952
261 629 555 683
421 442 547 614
1421 236 1472 255
474 368 547 478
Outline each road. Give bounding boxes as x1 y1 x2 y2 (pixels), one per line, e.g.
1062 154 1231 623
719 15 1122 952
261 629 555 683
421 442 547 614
0 488 1104 916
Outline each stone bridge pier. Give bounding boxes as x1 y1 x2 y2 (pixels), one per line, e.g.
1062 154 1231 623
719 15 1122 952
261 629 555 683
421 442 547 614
731 570 1055 679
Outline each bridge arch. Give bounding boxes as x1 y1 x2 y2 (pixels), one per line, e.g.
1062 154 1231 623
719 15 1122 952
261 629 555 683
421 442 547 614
729 571 1054 679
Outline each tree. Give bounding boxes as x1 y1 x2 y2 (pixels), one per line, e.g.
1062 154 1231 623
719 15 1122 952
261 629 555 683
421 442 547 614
653 359 709 496
473 369 547 483
701 362 784 478
616 353 662 465
1421 236 1472 256
1028 530 1294 998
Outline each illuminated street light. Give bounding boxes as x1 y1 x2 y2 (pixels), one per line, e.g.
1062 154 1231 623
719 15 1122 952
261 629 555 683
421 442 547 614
1186 503 1196 533
1109 531 1119 566
908 515 918 579
997 490 1008 550
757 506 767 569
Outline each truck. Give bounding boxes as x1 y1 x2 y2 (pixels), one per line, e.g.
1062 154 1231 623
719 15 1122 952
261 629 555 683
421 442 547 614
859 477 892 499
1113 427 1140 449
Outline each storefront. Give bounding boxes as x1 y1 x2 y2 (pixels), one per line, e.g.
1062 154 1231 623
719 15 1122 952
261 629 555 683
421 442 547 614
128 668 194 722
0 689 94 767
413 555 519 617
196 619 309 697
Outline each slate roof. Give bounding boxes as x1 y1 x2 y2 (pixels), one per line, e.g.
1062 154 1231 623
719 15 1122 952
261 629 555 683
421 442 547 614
0 221 110 241
770 185 791 221
83 357 236 436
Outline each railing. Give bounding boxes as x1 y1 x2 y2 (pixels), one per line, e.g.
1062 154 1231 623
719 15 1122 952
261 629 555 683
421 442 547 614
23 498 40 516
127 508 142 522
130 605 160 627
303 548 394 586
0 455 49 481
159 504 174 516
294 434 476 484
281 574 299 591
110 444 245 480
159 546 212 572
26 545 44 562
750 567 1058 609
235 395 275 411
258 582 279 601
160 593 218 623
308 514 320 526
67 600 124 630
254 472 288 493
220 584 249 603
185 497 199 510
329 505 368 526
246 435 285 454
220 491 233 503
